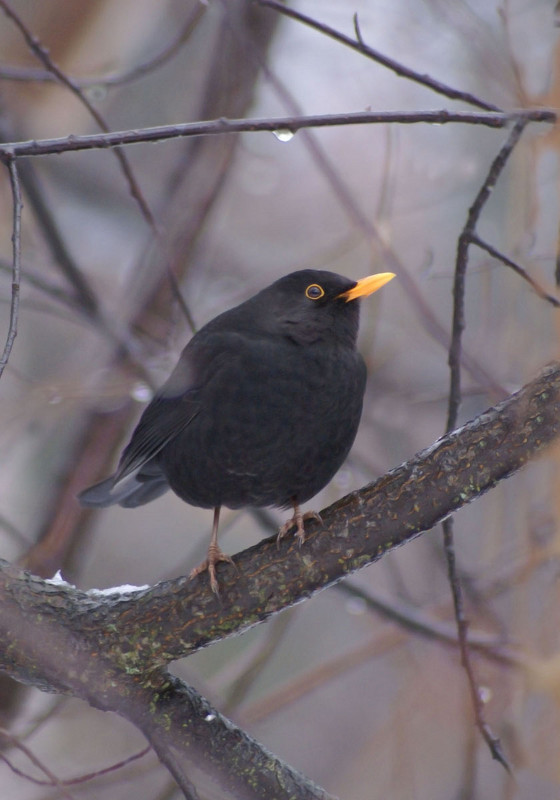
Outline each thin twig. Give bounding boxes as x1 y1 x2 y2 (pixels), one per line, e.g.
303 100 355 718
240 636 400 726
240 597 523 728
0 0 152 224
0 110 553 161
146 730 203 800
259 0 502 112
13 158 99 318
0 123 155 365
0 259 85 313
442 520 512 772
224 6 507 399
0 4 205 87
0 728 77 800
443 117 531 773
0 154 22 380
0 743 151 787
352 13 365 46
470 234 560 307
0 103 101 317
335 582 523 667
0 0 195 332
447 117 530 431
222 610 296 713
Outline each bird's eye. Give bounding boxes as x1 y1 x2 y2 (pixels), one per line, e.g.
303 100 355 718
305 284 325 300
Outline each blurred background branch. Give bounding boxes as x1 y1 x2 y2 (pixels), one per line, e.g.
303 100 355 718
1 1 559 798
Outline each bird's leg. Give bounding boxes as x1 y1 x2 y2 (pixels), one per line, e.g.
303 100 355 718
277 499 322 546
189 507 235 594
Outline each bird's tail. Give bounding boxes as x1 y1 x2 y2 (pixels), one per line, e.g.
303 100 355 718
78 474 169 509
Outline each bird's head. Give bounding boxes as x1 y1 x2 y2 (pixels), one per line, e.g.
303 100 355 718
245 269 395 347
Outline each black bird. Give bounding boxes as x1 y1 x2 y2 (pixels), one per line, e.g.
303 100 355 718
79 269 395 591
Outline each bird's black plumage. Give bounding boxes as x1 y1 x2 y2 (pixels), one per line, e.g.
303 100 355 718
79 269 394 590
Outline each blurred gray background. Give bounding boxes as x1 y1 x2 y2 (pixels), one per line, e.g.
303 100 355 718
0 0 559 798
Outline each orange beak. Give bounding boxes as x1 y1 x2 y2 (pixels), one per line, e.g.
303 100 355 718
338 272 395 302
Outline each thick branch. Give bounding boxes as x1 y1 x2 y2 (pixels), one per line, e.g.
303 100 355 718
1 361 559 681
131 676 336 800
1 360 559 798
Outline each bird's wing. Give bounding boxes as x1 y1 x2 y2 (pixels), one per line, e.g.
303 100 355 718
112 343 202 486
113 394 200 486
112 328 247 487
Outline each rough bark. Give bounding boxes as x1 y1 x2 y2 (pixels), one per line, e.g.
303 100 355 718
1 361 559 797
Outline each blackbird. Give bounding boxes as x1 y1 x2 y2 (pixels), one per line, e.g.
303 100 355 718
79 269 395 591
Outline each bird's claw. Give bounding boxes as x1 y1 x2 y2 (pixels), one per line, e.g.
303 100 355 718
277 509 323 546
189 544 236 595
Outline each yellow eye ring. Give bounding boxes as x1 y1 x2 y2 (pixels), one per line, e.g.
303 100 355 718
305 284 325 300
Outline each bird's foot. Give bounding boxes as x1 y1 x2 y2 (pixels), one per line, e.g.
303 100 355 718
277 509 323 546
189 543 235 595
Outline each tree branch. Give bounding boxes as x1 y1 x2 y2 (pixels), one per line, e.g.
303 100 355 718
258 0 501 112
470 234 560 307
0 154 22 379
1 360 559 795
0 109 553 160
0 361 558 672
0 0 154 226
442 115 531 772
0 6 205 88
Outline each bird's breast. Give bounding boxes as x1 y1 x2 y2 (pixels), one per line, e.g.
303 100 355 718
159 338 366 510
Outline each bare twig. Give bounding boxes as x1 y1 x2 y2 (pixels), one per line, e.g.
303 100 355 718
0 154 22 380
447 117 530 430
442 522 512 773
0 742 151 787
443 117 531 773
0 110 553 161
0 114 99 333
335 583 523 667
240 611 520 728
258 0 501 112
0 4 205 87
0 0 153 223
470 234 560 307
224 8 510 400
241 636 393 726
0 728 77 800
0 0 195 332
146 727 201 800
12 158 100 318
0 259 86 314
0 133 164 367
222 610 296 713
352 12 365 47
